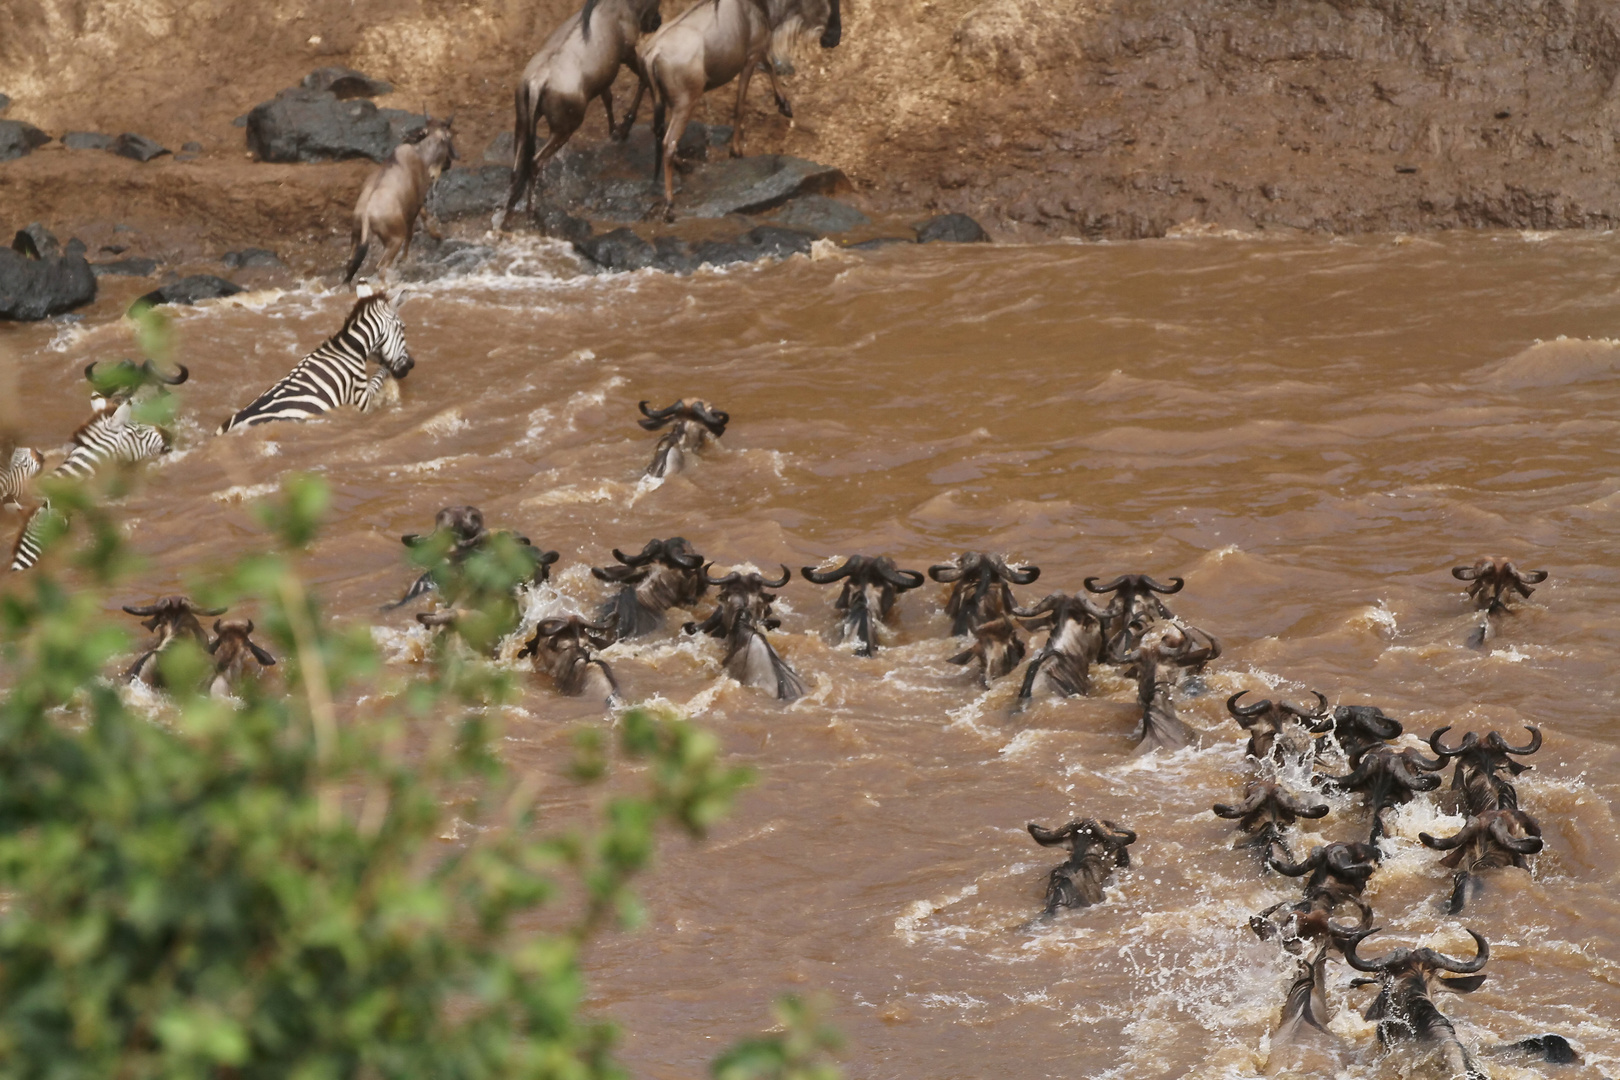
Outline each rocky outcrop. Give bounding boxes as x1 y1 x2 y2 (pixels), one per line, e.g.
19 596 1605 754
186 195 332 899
110 133 170 162
245 88 424 163
301 67 392 99
0 246 96 321
0 120 49 162
133 275 244 309
573 224 819 274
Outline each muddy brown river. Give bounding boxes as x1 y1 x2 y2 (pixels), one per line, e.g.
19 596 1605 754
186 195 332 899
3 230 1619 1078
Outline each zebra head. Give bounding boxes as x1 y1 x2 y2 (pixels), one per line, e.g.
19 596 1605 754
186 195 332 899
374 291 416 379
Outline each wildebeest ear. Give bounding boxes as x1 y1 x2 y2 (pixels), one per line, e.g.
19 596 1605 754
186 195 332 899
1114 848 1131 868
249 643 278 666
945 648 974 666
1439 974 1488 993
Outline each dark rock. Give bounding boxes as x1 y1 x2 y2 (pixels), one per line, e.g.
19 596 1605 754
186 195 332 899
232 114 248 128
133 275 244 309
0 248 97 321
221 247 283 270
63 238 86 260
100 244 128 255
245 88 401 163
772 194 869 233
175 153 199 163
691 239 753 268
844 236 916 251
0 120 50 162
426 165 513 220
0 93 9 115
62 131 114 151
302 67 393 100
681 155 849 219
537 208 592 244
482 130 514 165
110 133 170 162
93 257 160 277
734 225 817 259
380 108 427 147
19 223 59 258
399 239 496 281
574 228 656 272
181 141 202 153
915 213 991 243
651 236 701 274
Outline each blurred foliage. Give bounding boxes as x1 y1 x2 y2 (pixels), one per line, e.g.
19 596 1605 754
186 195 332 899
712 996 844 1080
0 472 759 1079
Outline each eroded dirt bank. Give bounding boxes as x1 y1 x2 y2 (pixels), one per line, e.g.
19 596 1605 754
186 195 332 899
6 0 1620 251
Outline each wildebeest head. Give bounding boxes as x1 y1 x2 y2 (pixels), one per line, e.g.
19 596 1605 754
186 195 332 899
206 619 277 697
928 551 1040 637
121 595 228 685
414 114 458 177
1084 573 1183 654
1227 689 1333 762
1027 818 1136 914
405 505 488 553
1008 592 1109 706
638 399 729 478
1324 744 1445 843
1268 840 1380 900
594 537 708 638
1213 779 1329 860
1430 724 1540 814
517 615 622 704
1419 807 1543 912
686 564 804 701
1452 558 1547 615
801 554 925 657
1344 926 1490 1073
946 614 1026 687
1325 703 1403 767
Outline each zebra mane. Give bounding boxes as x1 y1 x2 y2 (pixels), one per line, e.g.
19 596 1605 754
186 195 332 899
67 402 129 448
341 293 392 333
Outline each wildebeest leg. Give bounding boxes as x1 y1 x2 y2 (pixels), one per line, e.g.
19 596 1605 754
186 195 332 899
376 233 407 282
728 58 761 157
659 96 697 218
419 211 444 243
525 119 581 221
597 87 617 142
614 73 647 141
759 60 793 118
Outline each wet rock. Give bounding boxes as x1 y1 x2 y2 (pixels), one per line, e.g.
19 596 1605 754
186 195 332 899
584 224 816 274
63 238 86 260
844 236 915 251
426 165 514 220
399 238 496 281
0 93 9 115
221 248 283 270
575 227 657 272
733 225 817 259
302 67 393 100
915 213 991 243
0 120 50 162
772 194 870 233
100 244 128 255
232 114 248 129
380 108 427 147
0 247 97 321
651 236 701 274
482 130 514 165
93 257 160 278
18 223 60 258
681 155 849 219
245 88 401 163
110 133 170 162
537 207 593 244
133 274 244 309
62 131 114 151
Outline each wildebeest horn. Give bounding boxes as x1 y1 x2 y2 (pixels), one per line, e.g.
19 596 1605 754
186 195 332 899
759 565 791 588
613 539 664 567
1212 787 1265 818
820 0 841 47
1143 576 1184 594
1325 844 1377 877
1100 820 1136 845
1326 902 1375 939
1452 565 1482 581
1341 928 1392 972
1417 930 1489 974
880 562 925 590
1026 822 1074 847
1281 691 1330 719
703 563 740 586
1084 575 1127 594
1419 822 1476 851
1493 725 1542 756
142 359 189 385
1267 848 1320 877
1510 566 1548 584
1226 690 1271 719
1428 725 1476 758
1488 815 1544 855
186 601 229 616
928 561 965 583
122 603 162 616
801 561 851 584
1010 594 1056 618
692 401 729 429
664 539 705 570
638 400 680 425
1006 563 1041 585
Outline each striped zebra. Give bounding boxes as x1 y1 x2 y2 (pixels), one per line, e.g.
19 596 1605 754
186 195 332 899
217 292 416 433
1 447 44 509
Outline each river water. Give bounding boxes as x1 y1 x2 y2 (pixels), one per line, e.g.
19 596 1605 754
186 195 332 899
3 229 1619 1078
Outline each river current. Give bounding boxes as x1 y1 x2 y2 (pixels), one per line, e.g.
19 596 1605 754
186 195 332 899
3 229 1618 1078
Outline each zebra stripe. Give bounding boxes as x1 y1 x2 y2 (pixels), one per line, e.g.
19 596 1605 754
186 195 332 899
9 501 58 572
1 448 43 508
218 294 414 433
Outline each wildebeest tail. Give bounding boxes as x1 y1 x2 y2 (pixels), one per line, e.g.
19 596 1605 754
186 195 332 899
342 239 369 285
506 81 540 215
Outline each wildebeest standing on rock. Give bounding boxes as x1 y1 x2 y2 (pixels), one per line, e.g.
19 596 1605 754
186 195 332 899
1429 724 1540 814
639 0 841 217
1212 780 1329 866
684 565 804 701
1226 690 1333 765
1026 818 1136 916
1116 621 1220 752
638 398 728 478
593 537 707 638
517 615 623 707
205 620 278 698
1343 927 1492 1080
1419 807 1543 913
344 115 458 282
1008 592 1108 711
928 551 1039 637
121 596 228 686
504 0 664 220
800 555 925 657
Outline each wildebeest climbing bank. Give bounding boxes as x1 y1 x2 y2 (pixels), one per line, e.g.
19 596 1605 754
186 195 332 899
3 0 1620 1075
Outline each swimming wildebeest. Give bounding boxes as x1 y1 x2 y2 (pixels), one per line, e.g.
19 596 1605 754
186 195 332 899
503 0 664 220
1323 744 1445 843
1453 557 1547 649
928 551 1040 637
639 0 841 217
1117 621 1220 752
1212 780 1329 866
1008 592 1109 710
684 564 805 701
1226 690 1332 765
1322 703 1403 768
84 357 191 408
1428 725 1540 814
1253 840 1378 953
1083 573 1183 655
1343 927 1491 1080
946 614 1025 687
1026 818 1136 916
1419 807 1543 913
343 115 458 283
121 596 228 686
386 505 559 611
637 398 728 478
205 619 277 698
800 554 925 657
593 536 708 638
517 615 623 706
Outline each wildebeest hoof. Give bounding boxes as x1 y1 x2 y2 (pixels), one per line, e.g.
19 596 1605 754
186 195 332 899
775 96 793 118
728 144 744 159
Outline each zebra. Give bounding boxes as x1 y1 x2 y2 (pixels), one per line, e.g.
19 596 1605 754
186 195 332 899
217 291 416 433
1 447 44 509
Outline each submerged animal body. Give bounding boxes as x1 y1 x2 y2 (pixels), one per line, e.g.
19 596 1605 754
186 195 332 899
928 551 1040 637
1324 745 1446 843
593 536 708 638
1344 928 1492 1080
1429 725 1540 815
517 615 622 706
1253 840 1379 954
205 619 277 698
1083 572 1184 656
637 398 728 478
121 596 228 686
1419 807 1543 913
800 554 925 657
387 505 558 611
1009 592 1107 709
218 292 416 432
1120 621 1220 752
344 116 458 282
1323 704 1403 768
685 565 804 701
947 614 1025 687
1212 780 1329 866
1226 690 1332 764
1026 818 1136 915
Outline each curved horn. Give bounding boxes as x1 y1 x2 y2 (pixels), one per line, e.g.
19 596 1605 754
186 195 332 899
84 362 100 382
1227 690 1272 719
1428 725 1475 758
637 400 680 429
692 401 729 430
928 561 965 583
801 561 852 584
1326 901 1375 938
1084 575 1127 594
1419 822 1474 851
1452 565 1483 581
121 603 162 616
1010 594 1057 618
1212 786 1266 818
703 563 741 587
1341 928 1393 973
878 562 925 590
1280 691 1330 719
1005 563 1041 585
1420 929 1489 974
1488 815 1544 855
1142 576 1184 594
663 539 705 570
759 564 791 589
1027 822 1075 847
1512 567 1548 585
1277 789 1331 819
612 539 663 567
1497 725 1542 756
142 359 189 385
1324 843 1377 879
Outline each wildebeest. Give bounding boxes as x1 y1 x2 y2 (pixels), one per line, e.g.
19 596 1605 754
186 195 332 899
1226 690 1332 764
1429 725 1540 814
343 115 458 283
205 619 277 698
928 551 1040 637
503 0 664 220
1322 703 1403 768
1083 573 1183 655
1452 558 1546 615
800 555 925 657
1026 818 1136 916
637 398 728 478
84 357 191 409
517 615 623 706
1008 592 1108 710
1323 744 1445 843
946 614 1025 687
1212 780 1329 866
1343 927 1491 1080
1419 807 1543 913
1 447 43 510
122 596 227 686
1117 621 1220 752
639 0 841 216
684 564 804 701
386 505 559 611
1253 840 1379 953
594 537 708 638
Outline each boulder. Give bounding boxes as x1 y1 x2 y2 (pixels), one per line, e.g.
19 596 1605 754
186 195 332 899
245 88 406 163
650 236 701 274
221 248 283 269
574 228 656 272
482 130 514 164
579 224 816 274
915 213 991 243
63 238 86 260
681 155 849 219
426 166 514 220
0 120 50 162
0 248 97 321
62 131 114 151
380 108 427 147
110 133 170 162
692 225 816 267
772 194 870 233
537 208 593 245
0 93 10 114
93 257 160 277
133 275 244 309
302 67 393 100
398 238 496 281
17 223 60 258
845 236 916 251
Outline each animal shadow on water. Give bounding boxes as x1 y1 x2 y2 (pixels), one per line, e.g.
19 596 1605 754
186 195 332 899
1017 818 1136 930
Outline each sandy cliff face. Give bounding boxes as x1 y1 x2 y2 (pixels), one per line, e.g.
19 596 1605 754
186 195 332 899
4 0 1620 240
